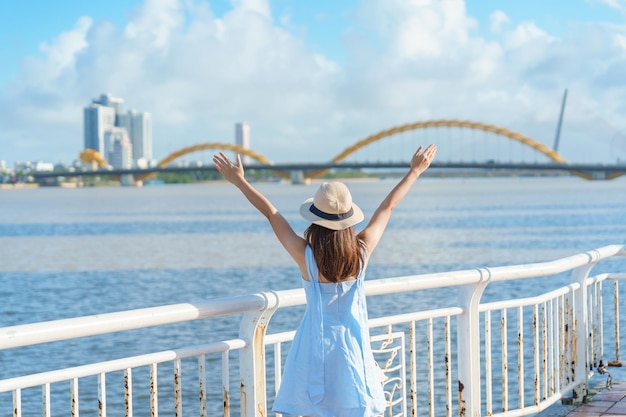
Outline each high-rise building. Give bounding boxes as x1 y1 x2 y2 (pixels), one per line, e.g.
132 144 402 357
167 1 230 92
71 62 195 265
84 104 116 155
119 110 152 161
107 128 133 169
92 93 125 123
83 93 152 166
235 122 250 164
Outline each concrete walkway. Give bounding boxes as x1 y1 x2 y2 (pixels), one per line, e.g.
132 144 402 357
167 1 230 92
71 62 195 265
564 382 626 416
535 366 626 417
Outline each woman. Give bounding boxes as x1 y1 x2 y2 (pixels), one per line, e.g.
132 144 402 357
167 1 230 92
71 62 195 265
213 144 437 417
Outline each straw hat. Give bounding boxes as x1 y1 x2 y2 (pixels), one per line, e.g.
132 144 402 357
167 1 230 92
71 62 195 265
300 182 364 230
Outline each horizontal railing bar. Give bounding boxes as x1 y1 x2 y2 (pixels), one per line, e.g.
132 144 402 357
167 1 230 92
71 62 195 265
0 339 247 392
0 294 269 350
264 307 464 345
480 284 578 311
489 381 580 417
480 245 625 282
483 272 626 312
483 274 621 312
368 307 464 328
586 273 612 286
265 331 296 345
589 273 626 282
274 246 625 309
271 288 305 308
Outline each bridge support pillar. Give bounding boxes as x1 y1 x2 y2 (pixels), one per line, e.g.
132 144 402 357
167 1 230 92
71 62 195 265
591 171 607 180
120 174 141 187
290 170 310 185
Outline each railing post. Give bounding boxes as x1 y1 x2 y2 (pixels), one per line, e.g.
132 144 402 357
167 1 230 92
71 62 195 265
239 292 279 417
570 259 597 403
457 268 491 417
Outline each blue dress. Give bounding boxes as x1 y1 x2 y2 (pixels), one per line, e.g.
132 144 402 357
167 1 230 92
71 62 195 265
272 246 387 417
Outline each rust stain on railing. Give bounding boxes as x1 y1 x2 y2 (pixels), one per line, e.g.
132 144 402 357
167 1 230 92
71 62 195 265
563 295 573 384
124 369 131 417
572 318 578 382
610 280 621 366
240 382 246 416
541 303 548 401
223 387 230 417
559 296 565 388
199 356 207 417
501 309 508 412
445 317 452 417
150 364 158 417
174 362 182 417
457 380 466 417
70 381 78 417
533 306 540 406
409 322 417 417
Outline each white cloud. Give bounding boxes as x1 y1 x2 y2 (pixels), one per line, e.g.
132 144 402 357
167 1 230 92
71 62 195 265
16 16 92 89
356 0 477 60
1 0 626 165
125 0 184 47
231 0 272 19
490 10 511 34
503 21 551 50
595 0 626 13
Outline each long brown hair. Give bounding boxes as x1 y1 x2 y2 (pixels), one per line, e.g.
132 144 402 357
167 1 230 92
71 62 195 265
304 224 366 282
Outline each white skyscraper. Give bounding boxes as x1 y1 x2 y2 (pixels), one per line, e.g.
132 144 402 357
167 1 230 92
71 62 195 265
119 110 152 162
107 128 133 169
84 104 116 154
93 93 125 121
83 93 152 166
235 122 250 164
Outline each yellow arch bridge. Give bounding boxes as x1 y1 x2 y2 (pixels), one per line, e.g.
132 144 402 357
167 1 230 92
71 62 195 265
79 119 625 181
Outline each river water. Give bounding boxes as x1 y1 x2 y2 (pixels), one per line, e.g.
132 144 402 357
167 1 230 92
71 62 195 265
1 176 625 415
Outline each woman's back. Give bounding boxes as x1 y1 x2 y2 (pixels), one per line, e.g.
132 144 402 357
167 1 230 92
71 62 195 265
272 246 386 417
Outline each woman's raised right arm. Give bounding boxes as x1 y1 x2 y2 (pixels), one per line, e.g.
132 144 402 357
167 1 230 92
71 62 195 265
213 152 307 272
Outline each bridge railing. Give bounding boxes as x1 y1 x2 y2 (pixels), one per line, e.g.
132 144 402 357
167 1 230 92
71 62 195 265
1 245 625 417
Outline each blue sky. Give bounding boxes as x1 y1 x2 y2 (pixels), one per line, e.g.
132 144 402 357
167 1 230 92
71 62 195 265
1 0 626 165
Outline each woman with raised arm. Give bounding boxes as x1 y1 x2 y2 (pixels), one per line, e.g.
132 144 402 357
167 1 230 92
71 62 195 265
213 144 437 417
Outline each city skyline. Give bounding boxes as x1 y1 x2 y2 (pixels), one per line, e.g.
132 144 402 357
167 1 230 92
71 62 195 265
1 0 626 166
83 93 152 169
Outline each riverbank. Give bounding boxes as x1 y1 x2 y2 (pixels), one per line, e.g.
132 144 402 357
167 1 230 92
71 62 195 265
0 183 39 189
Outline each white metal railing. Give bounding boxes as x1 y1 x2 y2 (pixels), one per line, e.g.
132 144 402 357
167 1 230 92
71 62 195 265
1 245 625 417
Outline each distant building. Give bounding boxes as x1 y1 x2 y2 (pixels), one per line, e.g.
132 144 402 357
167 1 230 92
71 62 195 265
83 93 152 166
34 161 55 172
119 110 152 161
92 93 125 123
235 122 250 164
107 128 133 169
84 104 116 154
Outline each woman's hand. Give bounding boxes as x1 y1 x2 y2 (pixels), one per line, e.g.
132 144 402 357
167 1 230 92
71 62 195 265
213 152 245 185
410 144 437 174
